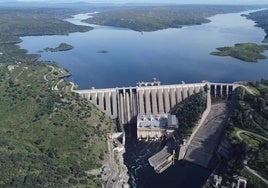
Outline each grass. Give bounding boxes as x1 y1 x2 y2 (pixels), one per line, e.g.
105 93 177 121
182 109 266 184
211 43 268 62
240 133 261 149
229 126 242 144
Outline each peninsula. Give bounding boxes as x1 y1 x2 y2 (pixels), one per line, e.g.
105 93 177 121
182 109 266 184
245 9 268 43
84 5 250 32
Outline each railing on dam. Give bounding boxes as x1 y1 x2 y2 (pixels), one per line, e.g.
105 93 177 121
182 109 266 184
74 82 239 125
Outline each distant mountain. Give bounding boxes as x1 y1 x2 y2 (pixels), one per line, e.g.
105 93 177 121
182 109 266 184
0 1 115 8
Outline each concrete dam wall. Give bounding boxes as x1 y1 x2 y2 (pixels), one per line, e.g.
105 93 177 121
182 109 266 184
75 82 238 169
74 82 237 125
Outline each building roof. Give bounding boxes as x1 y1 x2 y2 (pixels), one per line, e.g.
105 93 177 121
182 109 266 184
137 114 168 129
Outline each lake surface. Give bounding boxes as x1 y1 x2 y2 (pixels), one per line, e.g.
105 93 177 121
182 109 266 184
19 9 268 90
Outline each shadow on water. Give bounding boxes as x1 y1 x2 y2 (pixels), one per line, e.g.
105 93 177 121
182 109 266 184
123 124 211 188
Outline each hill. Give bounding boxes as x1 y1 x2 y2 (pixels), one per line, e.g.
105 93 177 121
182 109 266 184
0 7 115 187
84 5 251 32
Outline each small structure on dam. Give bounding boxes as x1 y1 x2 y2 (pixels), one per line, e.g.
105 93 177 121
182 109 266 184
137 114 178 140
137 77 161 87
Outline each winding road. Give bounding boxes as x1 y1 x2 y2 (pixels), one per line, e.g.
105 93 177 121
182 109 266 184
245 166 268 185
70 82 75 92
53 79 64 91
236 129 268 185
239 85 256 95
44 65 55 82
15 66 28 81
236 130 268 142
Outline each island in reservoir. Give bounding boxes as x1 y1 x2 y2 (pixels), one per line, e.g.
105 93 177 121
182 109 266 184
44 43 74 52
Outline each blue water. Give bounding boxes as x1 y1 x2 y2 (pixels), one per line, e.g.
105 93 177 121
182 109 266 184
19 10 268 89
124 140 211 188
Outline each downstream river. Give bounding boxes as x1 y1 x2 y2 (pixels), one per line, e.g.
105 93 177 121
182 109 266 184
19 10 268 89
19 9 267 187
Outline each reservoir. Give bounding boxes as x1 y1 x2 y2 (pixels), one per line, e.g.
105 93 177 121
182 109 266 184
18 9 268 188
19 9 268 89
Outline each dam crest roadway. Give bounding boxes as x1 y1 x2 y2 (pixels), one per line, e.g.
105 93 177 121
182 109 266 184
74 81 238 125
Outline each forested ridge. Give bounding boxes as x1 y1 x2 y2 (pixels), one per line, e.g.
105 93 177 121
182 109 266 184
246 9 268 42
85 5 252 32
0 7 114 187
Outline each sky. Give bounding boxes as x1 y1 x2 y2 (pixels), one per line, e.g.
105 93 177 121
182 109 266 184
3 0 268 5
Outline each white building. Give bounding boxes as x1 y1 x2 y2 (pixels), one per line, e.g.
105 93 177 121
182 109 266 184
137 114 178 140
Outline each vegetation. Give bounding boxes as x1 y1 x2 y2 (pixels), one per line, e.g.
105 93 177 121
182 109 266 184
0 8 92 64
211 43 268 62
84 5 250 32
0 8 92 36
170 91 207 138
0 62 116 187
214 80 268 187
240 167 267 188
0 7 115 187
44 43 74 52
246 9 268 43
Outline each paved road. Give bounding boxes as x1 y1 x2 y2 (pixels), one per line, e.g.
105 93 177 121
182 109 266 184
53 79 63 91
15 67 28 81
236 130 268 142
245 166 268 185
238 85 255 95
236 129 268 185
70 82 75 92
233 83 255 95
44 65 55 82
250 114 267 134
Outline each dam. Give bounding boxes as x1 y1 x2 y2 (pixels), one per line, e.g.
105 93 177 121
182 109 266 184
74 81 237 125
74 80 239 169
